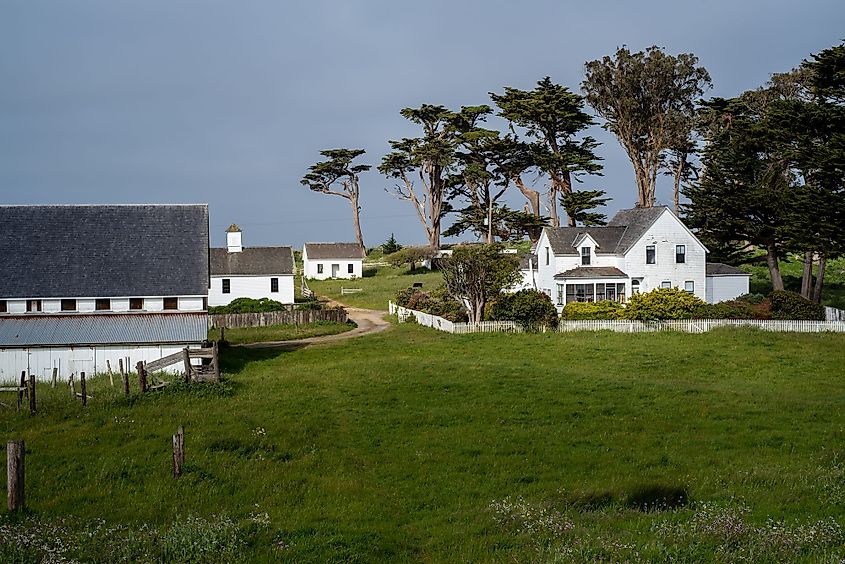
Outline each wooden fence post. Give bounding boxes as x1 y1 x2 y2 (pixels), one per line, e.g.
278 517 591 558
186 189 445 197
17 371 26 410
182 348 192 383
119 358 129 395
80 372 87 407
212 341 220 382
136 361 147 393
7 440 24 512
106 360 114 387
52 367 58 389
172 425 185 478
28 374 36 415
68 373 75 397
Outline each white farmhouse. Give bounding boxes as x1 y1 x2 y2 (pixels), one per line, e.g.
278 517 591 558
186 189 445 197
302 243 365 280
209 225 295 306
0 204 209 381
532 206 745 310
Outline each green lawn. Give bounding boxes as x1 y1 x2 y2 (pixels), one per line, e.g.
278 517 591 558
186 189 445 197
207 321 354 345
2 325 844 562
306 264 443 310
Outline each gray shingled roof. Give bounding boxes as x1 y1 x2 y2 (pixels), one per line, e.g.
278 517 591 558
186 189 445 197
554 266 629 279
304 243 365 260
544 206 669 257
0 205 209 299
517 253 537 270
706 262 750 276
210 247 294 276
0 313 207 347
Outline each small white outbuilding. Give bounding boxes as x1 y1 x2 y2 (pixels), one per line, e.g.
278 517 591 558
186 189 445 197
302 243 365 280
705 262 751 303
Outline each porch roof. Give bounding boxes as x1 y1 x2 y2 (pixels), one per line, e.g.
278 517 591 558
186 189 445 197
553 266 629 280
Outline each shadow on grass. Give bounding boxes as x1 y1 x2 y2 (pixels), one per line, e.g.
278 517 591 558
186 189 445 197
363 268 378 278
560 483 689 513
219 345 305 375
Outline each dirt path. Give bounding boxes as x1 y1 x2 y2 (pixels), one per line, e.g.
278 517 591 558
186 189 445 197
239 306 391 350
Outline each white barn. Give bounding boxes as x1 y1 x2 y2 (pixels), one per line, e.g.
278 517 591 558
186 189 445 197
208 225 295 306
0 204 209 382
531 206 745 310
302 243 365 280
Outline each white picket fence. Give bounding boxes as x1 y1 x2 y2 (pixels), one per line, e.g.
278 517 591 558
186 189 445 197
389 302 845 335
826 306 845 321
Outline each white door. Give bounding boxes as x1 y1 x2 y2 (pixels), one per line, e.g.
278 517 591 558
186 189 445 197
332 264 340 278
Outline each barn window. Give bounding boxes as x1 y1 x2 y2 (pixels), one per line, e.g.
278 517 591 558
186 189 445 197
222 279 231 294
317 264 324 274
95 298 110 311
581 246 591 266
348 263 354 274
163 297 178 310
676 245 686 263
130 298 143 310
27 299 41 312
0 300 6 313
270 278 279 292
684 280 695 293
646 245 656 264
61 299 76 311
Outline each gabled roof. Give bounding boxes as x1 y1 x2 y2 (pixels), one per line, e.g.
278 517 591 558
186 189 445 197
210 247 294 276
517 253 537 270
554 266 629 279
0 313 207 347
304 243 365 260
545 226 628 255
0 205 209 299
706 262 751 276
543 206 697 257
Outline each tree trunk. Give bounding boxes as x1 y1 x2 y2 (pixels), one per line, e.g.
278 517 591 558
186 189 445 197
514 177 543 242
547 188 559 227
800 250 814 299
813 254 826 304
673 157 685 215
350 192 365 254
766 242 785 291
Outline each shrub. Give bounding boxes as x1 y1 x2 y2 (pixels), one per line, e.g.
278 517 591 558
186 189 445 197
622 288 706 320
394 287 417 308
295 299 323 311
491 289 559 330
561 300 624 320
692 299 757 319
394 285 468 322
208 297 285 314
769 290 825 320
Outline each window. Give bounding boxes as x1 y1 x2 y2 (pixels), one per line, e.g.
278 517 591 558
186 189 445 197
545 247 550 265
596 283 606 301
95 298 110 311
631 279 641 294
661 281 672 289
163 297 178 310
676 244 686 263
317 263 324 274
646 245 656 264
605 283 615 302
0 300 6 313
684 281 695 293
61 299 76 311
556 284 564 305
270 278 279 293
581 246 591 266
129 298 143 310
222 279 231 294
27 299 41 312
348 263 354 274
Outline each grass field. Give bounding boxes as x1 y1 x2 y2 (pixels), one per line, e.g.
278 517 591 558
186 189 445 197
207 320 354 345
306 264 443 310
2 324 844 562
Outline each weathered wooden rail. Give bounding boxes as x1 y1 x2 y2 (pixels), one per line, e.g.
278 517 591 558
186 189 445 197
209 308 346 329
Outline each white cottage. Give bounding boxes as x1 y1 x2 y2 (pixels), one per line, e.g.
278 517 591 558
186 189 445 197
706 263 751 303
208 225 295 306
532 206 739 310
302 243 365 280
0 204 209 381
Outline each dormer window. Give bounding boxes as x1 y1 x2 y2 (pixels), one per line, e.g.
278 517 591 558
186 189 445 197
0 300 6 313
61 299 77 312
581 246 591 266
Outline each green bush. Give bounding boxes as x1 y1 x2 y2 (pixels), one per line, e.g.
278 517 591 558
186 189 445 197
394 287 417 307
490 289 559 330
622 288 706 320
394 285 467 322
769 290 825 320
561 300 624 320
208 297 286 314
295 299 324 311
692 300 756 319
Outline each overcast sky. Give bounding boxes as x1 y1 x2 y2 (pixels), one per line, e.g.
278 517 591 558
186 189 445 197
2 1 843 248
